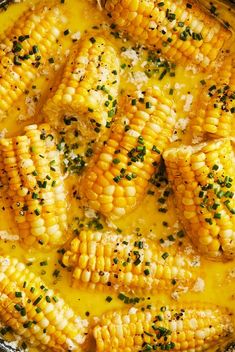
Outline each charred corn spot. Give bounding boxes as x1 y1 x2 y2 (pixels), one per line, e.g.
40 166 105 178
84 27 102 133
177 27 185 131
0 124 68 248
92 303 233 352
43 33 120 139
191 54 235 140
101 0 231 70
0 0 68 121
163 139 235 260
62 230 199 293
0 256 88 351
79 87 175 219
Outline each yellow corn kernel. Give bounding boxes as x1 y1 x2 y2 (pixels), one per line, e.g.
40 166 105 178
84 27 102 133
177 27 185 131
63 229 200 293
0 124 67 248
43 34 120 139
100 0 231 70
191 54 235 139
163 138 235 260
0 0 68 120
79 87 175 219
0 256 88 351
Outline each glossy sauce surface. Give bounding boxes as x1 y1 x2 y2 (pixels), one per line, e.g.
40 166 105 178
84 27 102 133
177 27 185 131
0 1 235 351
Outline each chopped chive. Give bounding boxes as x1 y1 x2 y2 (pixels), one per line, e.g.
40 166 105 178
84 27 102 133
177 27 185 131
205 218 213 225
217 190 224 199
63 29 70 36
23 321 33 328
18 35 30 42
162 252 169 260
152 145 161 154
35 307 41 314
199 191 204 198
106 296 113 303
113 176 121 183
134 258 141 266
209 84 216 92
12 41 22 53
142 344 152 351
14 304 22 312
33 295 42 306
20 308 26 316
144 269 150 276
214 213 221 219
212 202 220 210
40 260 48 266
108 109 115 117
34 209 40 216
118 293 125 301
32 45 38 54
89 37 96 43
212 164 219 171
13 55 22 66
168 234 175 241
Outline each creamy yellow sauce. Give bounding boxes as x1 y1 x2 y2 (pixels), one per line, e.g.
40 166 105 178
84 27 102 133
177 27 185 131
0 1 235 351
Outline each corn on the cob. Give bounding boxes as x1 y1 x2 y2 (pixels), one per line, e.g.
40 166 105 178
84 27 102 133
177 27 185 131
0 256 88 351
93 303 233 352
43 34 120 139
62 230 199 293
0 1 68 121
191 54 235 139
0 124 67 248
163 138 235 260
100 0 231 70
79 87 175 219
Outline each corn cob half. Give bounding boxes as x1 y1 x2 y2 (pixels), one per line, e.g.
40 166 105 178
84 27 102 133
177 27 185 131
43 34 120 139
79 87 175 219
0 1 68 121
191 54 235 140
100 0 231 70
92 303 233 352
163 138 235 260
0 256 88 351
0 124 67 248
62 230 199 294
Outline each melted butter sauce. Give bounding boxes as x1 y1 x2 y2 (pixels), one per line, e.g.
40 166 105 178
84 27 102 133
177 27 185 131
0 1 235 351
